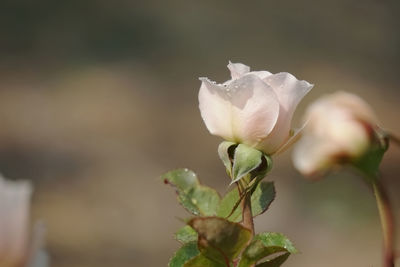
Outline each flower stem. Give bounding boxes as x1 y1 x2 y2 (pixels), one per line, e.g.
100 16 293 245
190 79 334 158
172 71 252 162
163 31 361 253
242 192 254 235
238 176 254 236
372 181 395 267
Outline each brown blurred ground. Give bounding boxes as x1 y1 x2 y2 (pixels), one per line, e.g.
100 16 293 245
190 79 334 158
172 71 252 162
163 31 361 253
0 0 399 266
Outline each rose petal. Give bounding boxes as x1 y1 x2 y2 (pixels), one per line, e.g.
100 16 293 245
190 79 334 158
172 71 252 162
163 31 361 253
249 71 272 80
227 61 250 79
198 75 280 147
322 91 378 125
227 74 280 146
274 122 307 155
292 134 337 177
199 77 234 140
258 72 313 154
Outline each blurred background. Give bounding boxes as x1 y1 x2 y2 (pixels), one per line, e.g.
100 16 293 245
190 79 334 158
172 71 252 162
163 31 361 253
1 0 399 266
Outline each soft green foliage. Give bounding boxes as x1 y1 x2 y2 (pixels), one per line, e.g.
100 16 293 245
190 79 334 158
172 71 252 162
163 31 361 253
353 141 388 181
189 217 252 264
231 144 263 183
255 253 290 267
218 141 236 176
254 233 297 253
165 168 292 267
163 169 220 216
251 182 275 216
217 182 275 222
169 242 200 267
164 168 198 191
184 254 226 267
175 225 198 244
238 233 297 267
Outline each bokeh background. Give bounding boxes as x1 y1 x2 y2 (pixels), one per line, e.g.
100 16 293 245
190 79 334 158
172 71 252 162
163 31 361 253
1 0 399 266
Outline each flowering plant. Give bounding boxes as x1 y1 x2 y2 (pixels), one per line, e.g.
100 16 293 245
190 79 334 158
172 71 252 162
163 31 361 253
163 63 397 267
164 63 311 267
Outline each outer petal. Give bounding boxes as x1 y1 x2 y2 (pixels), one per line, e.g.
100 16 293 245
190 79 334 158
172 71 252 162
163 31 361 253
198 74 280 147
292 119 370 177
248 71 272 80
199 78 234 140
227 61 250 79
0 176 32 266
258 72 313 154
322 91 378 125
228 74 280 146
323 113 370 157
292 134 338 177
274 122 306 155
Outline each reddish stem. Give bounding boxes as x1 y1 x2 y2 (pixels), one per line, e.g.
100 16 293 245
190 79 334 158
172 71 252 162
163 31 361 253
242 192 254 236
373 181 395 267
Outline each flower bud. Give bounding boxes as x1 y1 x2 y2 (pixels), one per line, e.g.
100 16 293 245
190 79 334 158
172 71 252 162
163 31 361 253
199 62 313 155
292 91 384 177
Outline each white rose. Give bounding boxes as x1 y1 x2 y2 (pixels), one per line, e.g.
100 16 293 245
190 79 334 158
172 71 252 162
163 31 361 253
292 91 379 176
198 62 313 155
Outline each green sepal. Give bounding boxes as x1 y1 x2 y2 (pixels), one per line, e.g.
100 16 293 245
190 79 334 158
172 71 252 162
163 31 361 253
238 232 297 267
184 254 226 267
218 141 237 176
231 144 263 184
216 182 275 222
188 217 252 264
255 253 290 267
169 242 200 267
353 129 389 181
259 155 273 180
175 225 198 244
163 169 221 216
353 143 387 182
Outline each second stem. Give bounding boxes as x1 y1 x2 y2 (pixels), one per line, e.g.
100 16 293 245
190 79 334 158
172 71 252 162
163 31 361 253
373 181 395 267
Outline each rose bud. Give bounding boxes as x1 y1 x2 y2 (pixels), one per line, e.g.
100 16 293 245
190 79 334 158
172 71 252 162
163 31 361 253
199 62 313 155
292 91 384 177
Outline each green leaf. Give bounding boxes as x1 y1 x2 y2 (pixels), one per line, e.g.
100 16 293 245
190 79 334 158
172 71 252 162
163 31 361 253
238 233 296 267
254 232 297 254
255 253 290 267
169 242 200 267
164 168 198 191
175 225 198 244
231 144 263 184
217 182 276 222
184 254 226 267
251 182 275 217
216 187 242 221
218 141 237 176
163 169 221 216
188 217 252 264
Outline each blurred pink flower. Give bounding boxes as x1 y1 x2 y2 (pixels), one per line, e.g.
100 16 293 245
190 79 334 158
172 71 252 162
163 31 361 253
199 62 313 154
292 91 379 177
0 176 32 267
